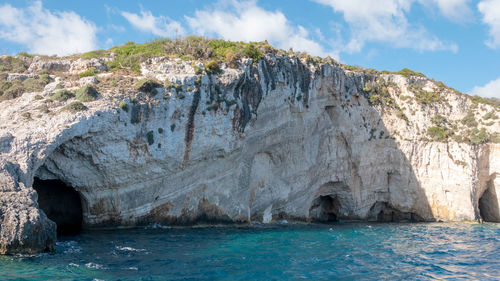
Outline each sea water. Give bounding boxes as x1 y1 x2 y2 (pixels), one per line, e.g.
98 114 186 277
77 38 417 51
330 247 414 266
0 222 499 280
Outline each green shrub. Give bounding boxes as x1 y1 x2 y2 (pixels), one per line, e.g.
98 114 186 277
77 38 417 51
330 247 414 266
81 49 107 59
491 132 500 143
416 91 440 104
205 60 221 74
396 109 409 123
193 65 204 75
37 69 49 75
40 74 51 84
427 126 449 142
461 111 478 127
79 67 97 78
180 54 195 61
431 114 448 126
0 56 29 73
21 112 32 120
174 83 182 92
136 79 161 95
365 80 394 107
407 84 440 105
50 90 74 101
396 68 426 78
469 128 488 144
483 111 498 120
0 81 24 100
17 51 33 58
369 94 383 105
224 50 240 67
164 80 174 89
242 43 264 62
62 101 87 113
170 124 176 132
22 78 45 92
34 94 44 100
194 76 202 88
14 74 51 93
75 85 99 102
158 127 164 134
471 95 500 108
119 101 129 112
343 65 363 72
0 80 12 92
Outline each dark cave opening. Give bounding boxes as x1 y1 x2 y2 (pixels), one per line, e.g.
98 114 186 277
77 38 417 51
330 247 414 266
478 182 500 222
33 177 83 235
368 201 424 222
309 195 341 222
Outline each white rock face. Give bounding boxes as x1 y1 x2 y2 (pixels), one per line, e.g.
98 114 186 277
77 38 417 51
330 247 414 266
0 55 499 254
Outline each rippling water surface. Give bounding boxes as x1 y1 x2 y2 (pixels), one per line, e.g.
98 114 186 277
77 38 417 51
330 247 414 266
0 222 499 280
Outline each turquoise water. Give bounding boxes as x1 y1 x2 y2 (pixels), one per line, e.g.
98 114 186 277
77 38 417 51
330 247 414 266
0 222 499 280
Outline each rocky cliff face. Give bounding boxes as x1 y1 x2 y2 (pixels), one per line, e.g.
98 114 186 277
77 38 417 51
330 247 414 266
0 53 499 254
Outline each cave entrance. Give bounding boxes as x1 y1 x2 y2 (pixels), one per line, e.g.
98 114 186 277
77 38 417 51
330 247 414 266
367 201 424 222
478 181 500 222
33 177 83 235
309 195 341 222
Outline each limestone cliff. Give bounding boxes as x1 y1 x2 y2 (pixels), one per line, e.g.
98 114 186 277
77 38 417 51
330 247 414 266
0 44 499 254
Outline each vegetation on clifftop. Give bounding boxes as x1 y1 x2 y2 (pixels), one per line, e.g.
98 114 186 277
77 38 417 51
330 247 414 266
81 36 276 74
0 73 51 101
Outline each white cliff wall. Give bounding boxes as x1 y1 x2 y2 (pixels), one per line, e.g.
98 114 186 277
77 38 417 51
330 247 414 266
0 55 498 253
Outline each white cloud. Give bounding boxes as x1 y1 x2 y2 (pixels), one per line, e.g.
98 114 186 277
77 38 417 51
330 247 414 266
185 0 336 57
471 77 500 98
0 1 97 56
422 0 472 21
478 0 500 48
121 9 185 38
312 0 458 53
109 24 126 33
105 38 114 47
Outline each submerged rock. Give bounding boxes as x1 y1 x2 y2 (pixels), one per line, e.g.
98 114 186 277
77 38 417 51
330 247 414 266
0 51 499 254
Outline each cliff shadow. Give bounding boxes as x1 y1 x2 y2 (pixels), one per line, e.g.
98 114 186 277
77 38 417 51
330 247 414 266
241 59 437 224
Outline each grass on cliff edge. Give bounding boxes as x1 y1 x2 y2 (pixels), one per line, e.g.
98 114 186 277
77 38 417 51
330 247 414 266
80 36 275 74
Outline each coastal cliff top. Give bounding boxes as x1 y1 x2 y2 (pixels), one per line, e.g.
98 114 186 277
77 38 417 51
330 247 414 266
0 36 499 145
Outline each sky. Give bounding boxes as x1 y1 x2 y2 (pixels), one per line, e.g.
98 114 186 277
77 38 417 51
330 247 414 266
0 0 499 98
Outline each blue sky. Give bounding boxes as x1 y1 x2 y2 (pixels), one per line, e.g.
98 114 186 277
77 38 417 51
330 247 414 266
0 0 499 98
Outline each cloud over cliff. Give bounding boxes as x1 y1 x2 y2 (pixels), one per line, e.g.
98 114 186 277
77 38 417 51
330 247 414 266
478 0 500 48
121 8 185 38
0 1 97 56
471 77 500 98
312 0 459 53
185 0 335 57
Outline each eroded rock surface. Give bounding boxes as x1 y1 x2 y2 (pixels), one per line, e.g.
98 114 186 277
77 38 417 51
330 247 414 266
0 54 499 254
